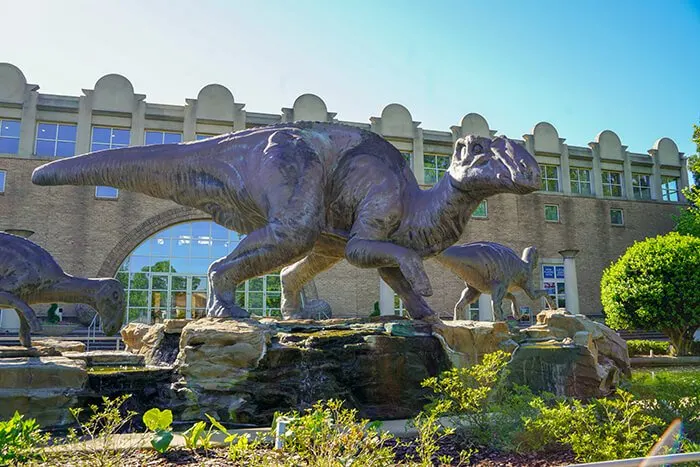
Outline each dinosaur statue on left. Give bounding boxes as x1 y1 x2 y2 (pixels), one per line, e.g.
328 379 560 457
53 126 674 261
0 232 125 347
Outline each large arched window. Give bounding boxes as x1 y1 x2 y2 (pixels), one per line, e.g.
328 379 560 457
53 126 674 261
117 221 281 323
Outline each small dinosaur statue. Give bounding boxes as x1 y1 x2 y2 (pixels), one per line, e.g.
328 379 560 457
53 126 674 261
32 122 541 321
0 232 125 347
436 242 556 321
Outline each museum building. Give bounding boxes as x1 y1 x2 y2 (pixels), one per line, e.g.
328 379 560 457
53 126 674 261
0 62 690 331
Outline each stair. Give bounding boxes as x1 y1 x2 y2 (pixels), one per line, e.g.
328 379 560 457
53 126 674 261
0 327 122 351
616 330 668 341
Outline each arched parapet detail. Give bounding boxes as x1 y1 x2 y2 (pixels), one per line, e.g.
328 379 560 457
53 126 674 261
651 137 681 167
92 74 139 113
595 130 623 160
97 207 208 277
451 113 491 139
195 84 244 123
375 103 416 138
286 93 331 122
531 122 561 154
0 63 37 103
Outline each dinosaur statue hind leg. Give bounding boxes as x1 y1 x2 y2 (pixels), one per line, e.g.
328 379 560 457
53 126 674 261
505 292 522 320
378 267 436 321
0 292 41 348
490 282 508 321
454 285 481 320
280 252 341 319
206 132 324 319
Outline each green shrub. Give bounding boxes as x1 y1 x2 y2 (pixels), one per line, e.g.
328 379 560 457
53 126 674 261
523 390 664 462
0 411 50 464
142 408 173 453
276 399 395 467
183 420 217 451
626 340 671 356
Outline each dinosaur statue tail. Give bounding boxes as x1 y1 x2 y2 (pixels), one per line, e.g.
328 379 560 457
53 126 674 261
31 141 209 200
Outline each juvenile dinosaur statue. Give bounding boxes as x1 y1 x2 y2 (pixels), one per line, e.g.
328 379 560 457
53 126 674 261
0 232 125 347
32 122 541 321
436 242 556 321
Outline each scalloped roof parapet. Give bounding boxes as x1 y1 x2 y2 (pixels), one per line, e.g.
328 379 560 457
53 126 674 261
292 93 328 122
651 137 681 167
0 63 31 103
196 84 235 122
92 74 137 112
458 113 490 138
595 130 623 160
531 121 561 154
379 103 414 137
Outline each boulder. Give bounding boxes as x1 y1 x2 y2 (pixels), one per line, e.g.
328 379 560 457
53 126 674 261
509 309 630 398
121 322 152 352
121 322 179 366
432 320 518 367
0 345 59 358
0 356 88 426
33 338 86 353
62 350 145 367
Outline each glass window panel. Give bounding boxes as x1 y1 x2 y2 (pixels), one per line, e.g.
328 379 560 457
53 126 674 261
558 298 566 308
556 283 566 295
151 275 168 290
249 277 264 291
168 256 189 274
130 272 149 289
0 138 19 154
128 308 148 323
117 272 129 287
145 131 163 145
579 183 591 195
547 180 558 192
266 275 281 292
211 223 229 239
248 292 263 309
169 223 191 238
149 236 169 256
55 141 75 157
472 200 487 218
191 221 211 238
163 132 182 144
266 293 281 308
95 186 118 198
111 129 130 145
92 127 111 144
1 120 20 136
91 143 110 152
171 276 188 291
191 238 211 257
37 122 57 140
128 255 151 272
192 277 207 292
236 291 246 307
437 156 450 170
171 237 191 257
188 258 212 274
424 170 437 185
58 124 77 141
612 185 622 197
196 133 214 140
211 240 230 259
0 171 5 193
132 242 150 257
35 140 56 157
544 205 559 222
128 290 148 307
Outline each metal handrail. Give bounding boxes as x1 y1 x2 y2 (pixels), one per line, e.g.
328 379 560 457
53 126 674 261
86 313 101 352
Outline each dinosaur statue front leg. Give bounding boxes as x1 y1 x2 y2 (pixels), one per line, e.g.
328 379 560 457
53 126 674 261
280 252 341 319
0 292 41 348
522 281 557 310
378 267 437 321
505 292 522 320
490 282 508 321
454 286 481 320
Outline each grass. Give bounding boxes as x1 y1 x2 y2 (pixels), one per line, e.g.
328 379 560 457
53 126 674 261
625 367 700 400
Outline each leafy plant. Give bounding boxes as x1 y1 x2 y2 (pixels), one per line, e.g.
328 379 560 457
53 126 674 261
183 420 217 450
142 407 173 453
47 303 60 323
407 404 475 467
626 339 671 356
0 411 50 464
65 394 137 467
601 232 700 355
523 389 664 462
276 399 395 467
205 414 272 463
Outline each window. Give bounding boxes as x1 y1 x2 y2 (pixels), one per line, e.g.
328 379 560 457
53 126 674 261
0 119 20 154
401 152 412 169
471 200 488 218
569 167 592 195
542 264 566 309
145 130 183 145
0 170 5 193
35 122 77 158
91 126 130 198
95 186 119 199
610 208 624 226
469 301 479 320
118 221 282 323
661 176 679 202
601 171 623 197
423 154 450 185
196 133 216 141
632 173 651 200
393 294 406 316
540 164 560 192
544 204 559 222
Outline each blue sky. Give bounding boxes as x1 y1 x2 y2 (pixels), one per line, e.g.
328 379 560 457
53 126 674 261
3 0 699 156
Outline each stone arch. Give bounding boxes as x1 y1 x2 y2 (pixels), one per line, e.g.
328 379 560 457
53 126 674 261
0 63 28 102
596 130 623 160
459 113 490 138
292 93 328 122
92 74 135 112
532 122 560 154
380 103 414 137
97 207 208 277
652 137 681 167
196 84 235 121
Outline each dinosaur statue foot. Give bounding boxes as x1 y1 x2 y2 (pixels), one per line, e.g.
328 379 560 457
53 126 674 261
208 300 250 319
19 325 32 348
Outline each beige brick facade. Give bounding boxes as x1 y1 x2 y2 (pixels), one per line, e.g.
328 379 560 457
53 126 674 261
0 62 687 323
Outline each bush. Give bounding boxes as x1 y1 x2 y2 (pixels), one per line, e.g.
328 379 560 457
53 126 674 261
626 340 671 356
0 411 50 464
601 232 700 356
142 408 173 453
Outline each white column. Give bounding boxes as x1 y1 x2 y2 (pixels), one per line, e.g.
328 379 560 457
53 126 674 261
649 149 662 200
413 127 425 185
589 142 604 198
560 141 571 195
559 249 580 315
378 279 395 316
479 293 493 321
18 89 38 156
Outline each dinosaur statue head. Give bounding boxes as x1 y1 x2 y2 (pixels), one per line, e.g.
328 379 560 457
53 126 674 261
522 246 539 269
448 135 540 196
95 279 125 335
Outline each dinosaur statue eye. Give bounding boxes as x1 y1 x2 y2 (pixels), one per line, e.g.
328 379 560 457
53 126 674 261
472 143 484 154
113 291 119 300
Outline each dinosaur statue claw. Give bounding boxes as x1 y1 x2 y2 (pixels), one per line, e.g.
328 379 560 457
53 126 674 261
208 299 250 319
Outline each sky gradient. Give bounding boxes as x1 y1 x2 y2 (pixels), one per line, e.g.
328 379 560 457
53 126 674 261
3 0 699 156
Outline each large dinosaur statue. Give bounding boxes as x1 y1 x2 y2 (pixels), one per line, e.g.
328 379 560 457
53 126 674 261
32 122 541 321
436 242 556 321
0 232 125 347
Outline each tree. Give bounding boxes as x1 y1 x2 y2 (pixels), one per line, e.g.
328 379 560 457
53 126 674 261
601 232 700 356
676 124 700 236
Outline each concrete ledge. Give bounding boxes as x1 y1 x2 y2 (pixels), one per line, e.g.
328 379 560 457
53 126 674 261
630 356 700 368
